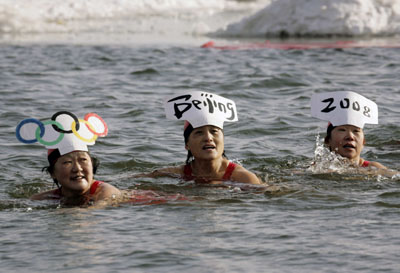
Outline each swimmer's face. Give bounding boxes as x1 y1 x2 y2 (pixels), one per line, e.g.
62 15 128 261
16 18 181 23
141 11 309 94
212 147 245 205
326 125 365 162
51 151 94 196
185 125 224 161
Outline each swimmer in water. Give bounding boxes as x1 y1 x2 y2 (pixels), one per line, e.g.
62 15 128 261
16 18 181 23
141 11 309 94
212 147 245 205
31 149 121 206
35 149 185 206
148 121 262 185
141 91 262 185
17 111 185 207
324 123 387 169
311 91 389 170
33 150 122 206
16 111 121 206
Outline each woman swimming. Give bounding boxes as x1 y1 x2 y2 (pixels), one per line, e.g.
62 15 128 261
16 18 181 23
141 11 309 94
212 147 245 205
32 149 121 206
16 111 122 206
324 123 386 169
311 91 387 169
149 122 262 184
143 91 262 185
17 111 185 206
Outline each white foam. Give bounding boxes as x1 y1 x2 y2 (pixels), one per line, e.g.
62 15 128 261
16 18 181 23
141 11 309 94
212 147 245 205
308 134 355 174
216 0 400 37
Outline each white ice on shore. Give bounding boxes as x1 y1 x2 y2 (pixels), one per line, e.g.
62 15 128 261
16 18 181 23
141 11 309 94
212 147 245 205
1 0 400 41
215 0 400 37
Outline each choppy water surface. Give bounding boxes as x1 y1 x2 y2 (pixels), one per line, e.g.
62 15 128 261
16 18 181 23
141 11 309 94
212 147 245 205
1 37 400 272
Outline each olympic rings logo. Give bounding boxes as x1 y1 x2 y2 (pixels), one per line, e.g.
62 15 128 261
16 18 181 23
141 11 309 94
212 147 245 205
16 111 108 146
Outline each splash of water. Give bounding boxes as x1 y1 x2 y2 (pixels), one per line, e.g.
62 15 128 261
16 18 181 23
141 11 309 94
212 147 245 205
308 135 400 180
308 134 357 174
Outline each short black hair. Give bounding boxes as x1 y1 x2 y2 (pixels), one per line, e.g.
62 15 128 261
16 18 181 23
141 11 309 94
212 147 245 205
184 123 194 144
324 123 336 144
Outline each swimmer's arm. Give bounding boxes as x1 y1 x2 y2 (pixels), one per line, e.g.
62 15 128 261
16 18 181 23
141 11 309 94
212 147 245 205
359 162 399 177
368 161 400 176
369 161 387 169
374 166 400 177
232 167 262 185
133 166 184 178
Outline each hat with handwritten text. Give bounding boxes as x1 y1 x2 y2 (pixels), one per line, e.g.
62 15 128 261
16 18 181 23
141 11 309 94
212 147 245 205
164 91 238 129
311 91 378 129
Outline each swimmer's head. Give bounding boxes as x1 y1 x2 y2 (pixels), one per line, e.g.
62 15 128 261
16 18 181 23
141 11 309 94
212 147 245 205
43 149 99 188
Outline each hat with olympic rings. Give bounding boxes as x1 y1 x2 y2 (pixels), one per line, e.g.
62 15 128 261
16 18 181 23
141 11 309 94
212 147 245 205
16 111 108 156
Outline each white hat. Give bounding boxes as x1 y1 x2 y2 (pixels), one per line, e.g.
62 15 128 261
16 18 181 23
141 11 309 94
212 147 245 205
311 91 378 128
164 91 238 129
16 111 108 155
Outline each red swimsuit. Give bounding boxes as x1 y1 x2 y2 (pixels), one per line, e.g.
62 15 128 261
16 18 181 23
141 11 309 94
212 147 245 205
361 160 370 167
183 161 237 181
89 180 103 194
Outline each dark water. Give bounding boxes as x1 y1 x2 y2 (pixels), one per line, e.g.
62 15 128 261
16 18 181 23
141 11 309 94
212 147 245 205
1 38 400 272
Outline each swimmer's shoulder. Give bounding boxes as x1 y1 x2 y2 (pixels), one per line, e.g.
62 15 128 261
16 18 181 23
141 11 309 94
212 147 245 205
94 181 122 200
362 159 387 169
360 159 400 176
231 164 262 185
